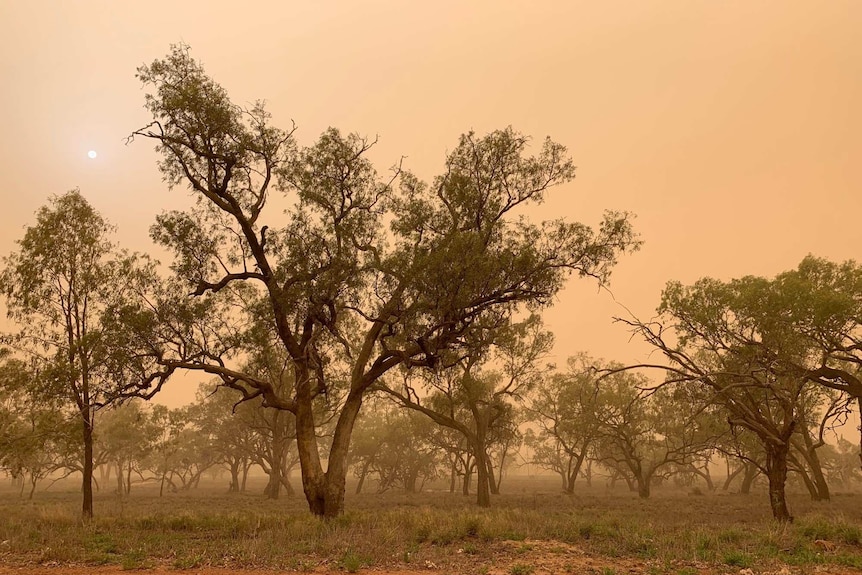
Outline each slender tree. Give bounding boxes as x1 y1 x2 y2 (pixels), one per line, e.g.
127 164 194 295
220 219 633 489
0 190 140 520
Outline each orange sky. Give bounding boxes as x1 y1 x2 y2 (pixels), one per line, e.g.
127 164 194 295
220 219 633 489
1 2 860 407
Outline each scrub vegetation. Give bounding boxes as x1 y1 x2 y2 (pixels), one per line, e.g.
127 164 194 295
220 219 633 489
3 44 862 574
1 477 861 573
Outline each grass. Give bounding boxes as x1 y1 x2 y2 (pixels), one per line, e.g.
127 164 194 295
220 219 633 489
0 475 861 573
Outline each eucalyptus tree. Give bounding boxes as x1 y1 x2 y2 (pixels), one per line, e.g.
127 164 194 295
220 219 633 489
619 271 839 521
0 356 69 498
123 45 638 517
192 384 259 493
96 400 153 495
0 190 144 520
352 404 443 493
380 315 552 506
527 354 604 493
591 367 720 499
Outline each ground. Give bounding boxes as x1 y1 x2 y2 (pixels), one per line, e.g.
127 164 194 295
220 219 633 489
2 475 862 574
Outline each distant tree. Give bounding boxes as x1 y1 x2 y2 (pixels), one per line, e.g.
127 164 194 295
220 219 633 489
96 400 152 495
121 45 638 517
0 356 70 498
142 405 218 495
352 404 442 493
821 438 862 487
591 368 720 499
191 385 258 493
527 354 604 493
0 190 145 520
381 315 552 506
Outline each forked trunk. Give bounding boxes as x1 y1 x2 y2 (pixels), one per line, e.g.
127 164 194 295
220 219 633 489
297 387 363 518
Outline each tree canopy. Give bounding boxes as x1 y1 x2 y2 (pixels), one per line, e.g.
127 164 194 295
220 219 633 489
120 44 639 516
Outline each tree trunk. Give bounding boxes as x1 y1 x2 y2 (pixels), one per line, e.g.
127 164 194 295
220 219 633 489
355 461 369 495
264 411 285 499
793 434 830 501
740 462 758 494
765 443 792 523
81 412 94 520
796 466 820 500
475 450 491 507
636 473 651 499
241 462 250 492
297 387 362 518
449 459 457 494
858 397 862 473
116 462 124 495
486 454 499 495
229 461 241 493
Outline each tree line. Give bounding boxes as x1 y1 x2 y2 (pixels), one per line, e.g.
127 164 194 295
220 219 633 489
1 44 861 524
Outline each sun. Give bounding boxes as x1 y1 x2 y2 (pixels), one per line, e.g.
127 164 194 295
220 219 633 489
87 150 97 159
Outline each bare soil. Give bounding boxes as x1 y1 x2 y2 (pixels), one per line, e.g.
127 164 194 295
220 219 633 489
2 540 862 575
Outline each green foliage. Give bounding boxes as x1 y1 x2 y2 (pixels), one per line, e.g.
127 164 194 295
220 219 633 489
510 563 536 575
722 551 752 568
128 44 639 515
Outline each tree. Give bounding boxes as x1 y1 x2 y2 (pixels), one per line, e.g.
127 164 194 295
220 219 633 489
591 368 720 499
619 271 837 521
95 400 152 495
0 190 141 520
191 385 259 493
351 404 443 493
0 356 70 498
527 354 604 493
381 315 552 506
123 45 638 517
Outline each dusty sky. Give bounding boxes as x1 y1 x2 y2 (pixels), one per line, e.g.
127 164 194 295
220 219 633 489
1 2 860 407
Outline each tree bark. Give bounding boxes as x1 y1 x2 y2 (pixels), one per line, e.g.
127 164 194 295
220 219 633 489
229 461 241 493
740 461 758 494
297 386 363 518
765 443 792 522
636 473 651 499
81 411 94 520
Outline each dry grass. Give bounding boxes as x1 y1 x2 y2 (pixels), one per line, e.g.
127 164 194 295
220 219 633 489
1 475 861 573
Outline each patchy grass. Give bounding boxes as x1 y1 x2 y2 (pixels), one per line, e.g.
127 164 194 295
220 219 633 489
0 476 861 573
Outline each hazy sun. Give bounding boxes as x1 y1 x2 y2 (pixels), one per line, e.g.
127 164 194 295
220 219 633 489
87 150 97 159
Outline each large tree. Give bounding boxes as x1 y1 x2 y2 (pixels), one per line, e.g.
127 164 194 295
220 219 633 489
0 190 139 520
620 269 846 521
123 45 638 517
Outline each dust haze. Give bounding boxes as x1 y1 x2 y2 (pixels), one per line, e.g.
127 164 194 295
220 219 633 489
1 2 861 574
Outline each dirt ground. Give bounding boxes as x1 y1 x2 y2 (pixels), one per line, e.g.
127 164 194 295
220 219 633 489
2 541 861 575
0 564 859 575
